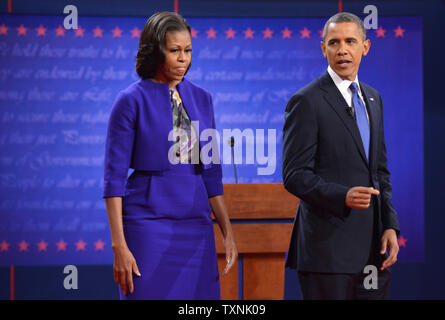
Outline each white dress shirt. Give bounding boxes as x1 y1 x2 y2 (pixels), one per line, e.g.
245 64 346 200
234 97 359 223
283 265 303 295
327 65 369 122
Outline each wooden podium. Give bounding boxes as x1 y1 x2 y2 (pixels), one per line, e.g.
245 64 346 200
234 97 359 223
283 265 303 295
212 183 299 300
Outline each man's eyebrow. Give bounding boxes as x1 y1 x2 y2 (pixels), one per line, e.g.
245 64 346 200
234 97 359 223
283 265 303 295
327 37 358 42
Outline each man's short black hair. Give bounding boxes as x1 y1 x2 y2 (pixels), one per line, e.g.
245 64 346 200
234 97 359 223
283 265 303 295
322 12 366 41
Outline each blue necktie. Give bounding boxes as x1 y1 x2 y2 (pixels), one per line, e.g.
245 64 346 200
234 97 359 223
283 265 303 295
350 82 370 161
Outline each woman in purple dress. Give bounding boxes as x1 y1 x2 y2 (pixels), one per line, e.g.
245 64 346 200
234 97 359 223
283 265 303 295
103 12 237 300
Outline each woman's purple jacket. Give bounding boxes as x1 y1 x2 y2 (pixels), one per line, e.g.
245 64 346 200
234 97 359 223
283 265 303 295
102 77 223 199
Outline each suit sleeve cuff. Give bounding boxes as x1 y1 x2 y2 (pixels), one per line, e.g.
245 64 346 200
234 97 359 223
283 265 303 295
203 176 224 198
102 180 126 198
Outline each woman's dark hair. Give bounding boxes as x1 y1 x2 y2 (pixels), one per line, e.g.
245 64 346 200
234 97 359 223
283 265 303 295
136 12 191 79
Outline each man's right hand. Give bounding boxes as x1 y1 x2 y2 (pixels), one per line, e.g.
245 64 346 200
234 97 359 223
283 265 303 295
345 186 380 209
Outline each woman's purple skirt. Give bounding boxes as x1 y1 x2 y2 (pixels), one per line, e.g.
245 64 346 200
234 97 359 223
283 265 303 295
119 163 220 300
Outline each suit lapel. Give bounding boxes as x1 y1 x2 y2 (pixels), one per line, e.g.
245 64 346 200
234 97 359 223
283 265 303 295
318 71 368 166
176 78 206 151
177 79 215 170
177 79 202 134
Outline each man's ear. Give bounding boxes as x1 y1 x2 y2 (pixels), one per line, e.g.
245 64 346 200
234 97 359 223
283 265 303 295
320 41 327 58
363 39 371 56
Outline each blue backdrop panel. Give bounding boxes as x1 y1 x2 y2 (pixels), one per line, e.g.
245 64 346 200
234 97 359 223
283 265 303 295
0 14 423 265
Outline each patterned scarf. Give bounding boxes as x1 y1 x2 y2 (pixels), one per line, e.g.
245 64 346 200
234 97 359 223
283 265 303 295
170 89 198 163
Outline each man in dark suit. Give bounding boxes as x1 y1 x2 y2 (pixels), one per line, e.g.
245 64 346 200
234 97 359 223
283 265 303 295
282 12 400 299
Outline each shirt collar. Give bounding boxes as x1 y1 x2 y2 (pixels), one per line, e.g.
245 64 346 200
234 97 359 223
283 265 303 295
327 65 361 94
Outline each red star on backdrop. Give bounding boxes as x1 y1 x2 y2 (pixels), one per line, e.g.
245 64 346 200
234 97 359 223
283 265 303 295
55 25 66 37
262 27 274 39
0 24 8 36
375 26 386 38
225 27 236 39
56 239 68 252
191 27 199 39
206 27 217 39
92 26 104 38
398 236 408 248
74 26 85 37
112 26 123 38
0 24 409 42
94 239 106 251
16 24 28 36
18 240 29 252
243 27 255 39
300 27 311 39
37 240 48 252
75 239 87 251
394 25 405 38
0 240 10 252
281 27 292 39
35 24 47 37
130 26 141 38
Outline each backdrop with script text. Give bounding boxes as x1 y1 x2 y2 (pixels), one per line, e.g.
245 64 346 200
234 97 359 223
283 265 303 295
0 15 423 265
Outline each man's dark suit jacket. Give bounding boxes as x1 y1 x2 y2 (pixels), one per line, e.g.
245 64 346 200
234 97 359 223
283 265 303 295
283 71 400 273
